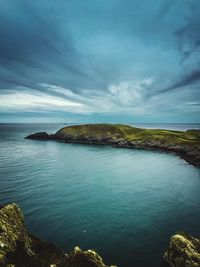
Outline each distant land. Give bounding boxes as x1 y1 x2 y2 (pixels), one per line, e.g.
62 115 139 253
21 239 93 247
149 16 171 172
26 123 200 167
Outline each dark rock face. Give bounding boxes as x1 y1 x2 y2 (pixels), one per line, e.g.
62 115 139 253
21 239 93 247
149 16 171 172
0 203 116 267
25 132 50 140
163 233 200 267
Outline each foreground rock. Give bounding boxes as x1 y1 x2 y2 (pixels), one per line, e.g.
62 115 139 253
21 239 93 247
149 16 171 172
26 124 200 167
0 203 200 267
163 233 200 267
0 203 116 267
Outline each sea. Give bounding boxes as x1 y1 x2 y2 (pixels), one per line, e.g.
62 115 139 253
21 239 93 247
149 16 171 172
0 123 200 267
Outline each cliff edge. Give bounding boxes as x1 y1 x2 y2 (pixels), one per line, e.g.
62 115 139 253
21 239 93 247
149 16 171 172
1 203 199 267
0 203 116 267
163 233 200 267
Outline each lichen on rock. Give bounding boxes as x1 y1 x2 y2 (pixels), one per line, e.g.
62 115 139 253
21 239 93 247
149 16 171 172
164 233 200 267
0 203 116 267
1 203 200 267
67 246 117 267
0 203 34 266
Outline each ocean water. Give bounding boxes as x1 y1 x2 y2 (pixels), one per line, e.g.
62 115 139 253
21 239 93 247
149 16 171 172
0 123 200 267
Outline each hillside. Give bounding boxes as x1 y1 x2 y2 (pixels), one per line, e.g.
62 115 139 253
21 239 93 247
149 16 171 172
26 124 200 166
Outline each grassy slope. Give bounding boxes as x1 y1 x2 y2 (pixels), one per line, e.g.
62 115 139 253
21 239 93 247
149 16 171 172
55 124 200 146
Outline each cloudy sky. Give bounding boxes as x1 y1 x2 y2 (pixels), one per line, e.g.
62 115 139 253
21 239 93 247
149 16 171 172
0 0 200 123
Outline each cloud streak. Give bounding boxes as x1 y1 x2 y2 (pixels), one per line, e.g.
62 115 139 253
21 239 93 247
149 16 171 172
155 69 200 96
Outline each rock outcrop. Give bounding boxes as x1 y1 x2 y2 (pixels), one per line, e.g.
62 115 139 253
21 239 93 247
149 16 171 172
26 124 200 167
0 203 116 267
25 132 51 140
163 233 200 267
1 203 200 267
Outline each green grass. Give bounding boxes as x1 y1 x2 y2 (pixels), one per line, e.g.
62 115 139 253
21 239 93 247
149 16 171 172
55 123 200 146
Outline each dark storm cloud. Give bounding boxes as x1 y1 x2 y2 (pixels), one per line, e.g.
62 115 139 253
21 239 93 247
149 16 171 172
174 1 200 63
159 69 200 94
153 1 200 97
0 0 91 91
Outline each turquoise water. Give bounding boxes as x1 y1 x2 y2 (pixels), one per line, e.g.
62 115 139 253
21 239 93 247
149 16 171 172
0 123 200 267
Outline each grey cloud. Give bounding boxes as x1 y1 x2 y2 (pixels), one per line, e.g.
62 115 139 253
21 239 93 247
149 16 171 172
0 0 199 122
0 0 91 92
154 69 200 97
157 0 174 19
174 3 200 63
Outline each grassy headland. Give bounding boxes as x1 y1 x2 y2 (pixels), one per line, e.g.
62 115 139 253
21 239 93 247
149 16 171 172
26 124 200 166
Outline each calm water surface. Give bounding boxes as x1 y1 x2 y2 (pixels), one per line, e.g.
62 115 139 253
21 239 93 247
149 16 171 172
0 123 200 267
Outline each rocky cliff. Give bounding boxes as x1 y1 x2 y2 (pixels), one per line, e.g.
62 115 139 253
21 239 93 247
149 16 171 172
0 203 116 267
1 203 199 267
26 124 200 167
163 233 200 267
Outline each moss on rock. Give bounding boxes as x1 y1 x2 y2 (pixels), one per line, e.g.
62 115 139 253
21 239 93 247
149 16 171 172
1 203 200 267
67 247 117 267
164 233 200 267
0 203 116 267
0 203 34 266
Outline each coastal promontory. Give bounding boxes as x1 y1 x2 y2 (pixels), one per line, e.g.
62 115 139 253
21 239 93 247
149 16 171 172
26 124 200 167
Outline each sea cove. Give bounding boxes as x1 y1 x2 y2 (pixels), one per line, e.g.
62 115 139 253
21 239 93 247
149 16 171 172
0 123 200 266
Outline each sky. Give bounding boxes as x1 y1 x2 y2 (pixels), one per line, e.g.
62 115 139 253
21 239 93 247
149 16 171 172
0 0 200 123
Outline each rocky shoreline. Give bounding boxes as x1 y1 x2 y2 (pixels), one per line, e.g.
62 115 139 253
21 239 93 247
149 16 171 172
0 203 200 267
26 124 200 167
0 203 116 267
